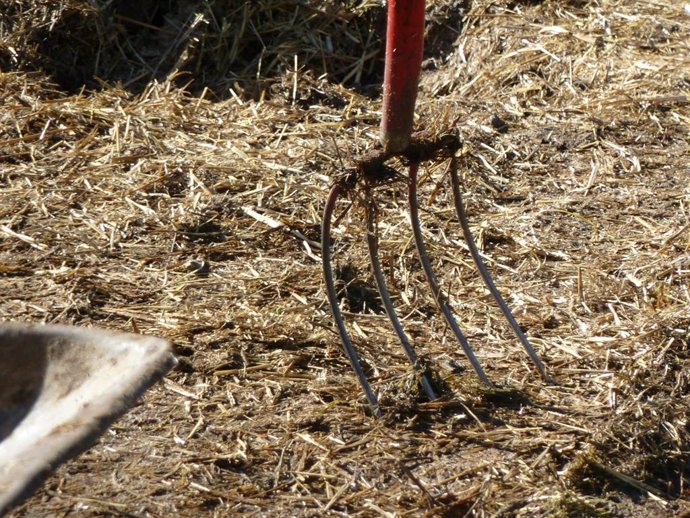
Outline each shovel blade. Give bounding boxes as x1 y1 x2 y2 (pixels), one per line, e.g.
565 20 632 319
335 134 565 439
0 323 176 514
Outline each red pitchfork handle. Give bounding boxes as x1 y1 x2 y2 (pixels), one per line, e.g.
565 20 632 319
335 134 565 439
381 0 426 154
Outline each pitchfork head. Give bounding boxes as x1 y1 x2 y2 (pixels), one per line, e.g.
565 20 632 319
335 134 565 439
320 1 551 416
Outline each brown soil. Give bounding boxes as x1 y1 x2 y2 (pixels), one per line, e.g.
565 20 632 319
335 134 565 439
1 0 689 516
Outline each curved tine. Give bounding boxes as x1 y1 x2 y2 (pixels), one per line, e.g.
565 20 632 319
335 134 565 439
448 158 554 384
365 193 438 401
407 164 492 387
322 184 382 417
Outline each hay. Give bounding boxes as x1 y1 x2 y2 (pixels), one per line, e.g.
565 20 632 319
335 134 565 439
0 0 385 94
1 0 689 516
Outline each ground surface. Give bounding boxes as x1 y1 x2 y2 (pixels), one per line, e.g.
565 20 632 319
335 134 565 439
1 0 689 516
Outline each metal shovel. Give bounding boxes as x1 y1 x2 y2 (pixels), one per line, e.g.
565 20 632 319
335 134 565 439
0 323 176 514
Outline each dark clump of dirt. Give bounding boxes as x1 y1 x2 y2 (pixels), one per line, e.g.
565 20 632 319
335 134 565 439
335 263 383 314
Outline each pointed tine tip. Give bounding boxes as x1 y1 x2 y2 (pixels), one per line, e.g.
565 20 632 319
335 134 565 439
361 397 382 418
531 355 555 385
420 374 438 401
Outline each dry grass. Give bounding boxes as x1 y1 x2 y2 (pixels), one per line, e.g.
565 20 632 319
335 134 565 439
1 0 689 516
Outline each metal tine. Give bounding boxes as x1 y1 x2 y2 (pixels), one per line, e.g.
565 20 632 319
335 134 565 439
364 192 438 401
407 163 493 387
448 157 554 383
322 184 382 417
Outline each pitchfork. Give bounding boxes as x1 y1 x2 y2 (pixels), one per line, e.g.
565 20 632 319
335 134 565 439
322 1 552 417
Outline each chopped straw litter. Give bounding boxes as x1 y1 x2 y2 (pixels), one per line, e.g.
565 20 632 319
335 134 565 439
1 0 689 516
